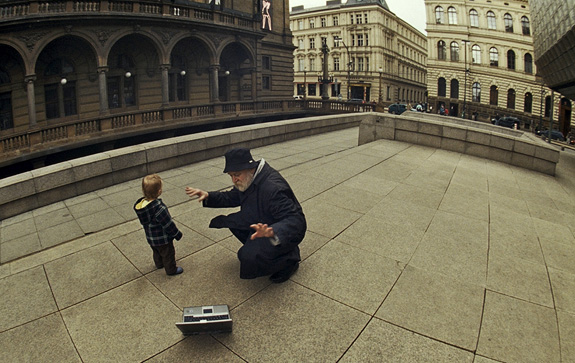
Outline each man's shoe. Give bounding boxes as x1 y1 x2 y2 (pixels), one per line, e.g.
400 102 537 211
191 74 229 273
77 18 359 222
168 266 184 276
270 263 299 283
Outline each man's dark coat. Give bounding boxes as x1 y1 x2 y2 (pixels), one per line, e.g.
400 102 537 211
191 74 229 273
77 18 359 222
204 162 306 279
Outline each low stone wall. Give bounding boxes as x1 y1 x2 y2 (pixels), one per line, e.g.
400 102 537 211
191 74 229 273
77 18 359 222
359 112 560 176
0 115 363 220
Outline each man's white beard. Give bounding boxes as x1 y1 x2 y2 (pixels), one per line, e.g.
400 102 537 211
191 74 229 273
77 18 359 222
235 172 254 192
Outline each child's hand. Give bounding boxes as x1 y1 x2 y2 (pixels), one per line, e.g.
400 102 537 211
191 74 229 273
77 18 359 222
185 187 208 202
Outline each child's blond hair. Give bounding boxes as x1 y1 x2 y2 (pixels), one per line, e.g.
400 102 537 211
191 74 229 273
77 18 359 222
142 174 162 200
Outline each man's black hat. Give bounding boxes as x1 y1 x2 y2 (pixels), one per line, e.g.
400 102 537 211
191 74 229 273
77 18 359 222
223 148 258 173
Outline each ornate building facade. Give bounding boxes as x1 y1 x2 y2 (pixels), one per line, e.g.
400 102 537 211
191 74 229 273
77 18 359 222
0 0 295 137
424 0 570 132
530 0 574 136
290 0 427 106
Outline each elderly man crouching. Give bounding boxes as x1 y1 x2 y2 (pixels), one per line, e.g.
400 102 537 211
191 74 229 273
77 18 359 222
185 148 306 283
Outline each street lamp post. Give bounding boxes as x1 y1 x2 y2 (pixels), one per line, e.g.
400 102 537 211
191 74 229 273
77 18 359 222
303 67 307 100
319 42 332 100
378 67 383 104
538 86 545 133
334 36 351 100
462 40 470 119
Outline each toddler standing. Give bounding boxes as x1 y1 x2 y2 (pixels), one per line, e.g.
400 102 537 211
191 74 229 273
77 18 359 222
134 174 184 275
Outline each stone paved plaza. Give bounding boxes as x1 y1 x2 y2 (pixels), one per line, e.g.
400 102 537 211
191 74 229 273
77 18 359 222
1 127 575 362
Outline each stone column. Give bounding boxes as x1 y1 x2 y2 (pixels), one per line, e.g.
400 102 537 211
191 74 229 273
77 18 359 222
161 64 170 106
209 64 220 102
251 67 257 101
97 67 109 115
24 75 37 126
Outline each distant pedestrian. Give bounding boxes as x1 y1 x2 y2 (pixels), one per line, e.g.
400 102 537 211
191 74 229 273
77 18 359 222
134 174 184 275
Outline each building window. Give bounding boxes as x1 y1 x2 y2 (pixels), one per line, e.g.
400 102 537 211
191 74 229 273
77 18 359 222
262 76 270 90
298 58 305 72
435 6 444 24
168 73 187 102
108 75 135 109
450 41 459 61
298 38 304 49
298 20 303 30
521 16 530 35
308 83 316 96
469 9 479 27
333 16 338 26
507 89 516 109
472 82 481 103
472 45 481 64
309 18 315 28
450 79 459 99
438 77 446 97
437 40 446 60
487 11 496 29
356 13 363 24
334 57 340 71
365 34 369 46
321 17 326 27
524 53 533 74
0 91 12 130
352 35 356 46
448 7 457 25
545 96 551 117
263 56 271 70
357 57 364 71
365 13 368 24
489 47 499 67
310 38 315 49
490 85 498 105
504 13 513 32
524 92 533 113
507 50 516 70
310 58 315 72
358 34 365 46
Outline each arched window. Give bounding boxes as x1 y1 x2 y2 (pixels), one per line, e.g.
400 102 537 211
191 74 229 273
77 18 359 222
469 9 479 27
472 82 481 102
490 85 498 106
472 44 481 64
507 89 516 109
507 50 516 70
435 6 445 24
450 41 459 61
524 53 533 74
504 13 513 32
524 92 533 113
437 40 446 60
448 7 457 25
450 79 459 99
521 16 530 35
108 54 137 109
489 47 499 67
487 11 496 29
438 77 446 97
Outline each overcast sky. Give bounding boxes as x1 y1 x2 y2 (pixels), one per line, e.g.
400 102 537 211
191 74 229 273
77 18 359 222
289 0 427 35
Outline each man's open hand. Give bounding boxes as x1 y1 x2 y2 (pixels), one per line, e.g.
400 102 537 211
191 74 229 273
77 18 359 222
185 187 208 202
250 223 275 240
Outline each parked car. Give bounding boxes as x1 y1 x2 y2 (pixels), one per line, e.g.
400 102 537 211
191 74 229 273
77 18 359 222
347 98 365 104
494 116 520 129
388 103 408 115
537 129 565 141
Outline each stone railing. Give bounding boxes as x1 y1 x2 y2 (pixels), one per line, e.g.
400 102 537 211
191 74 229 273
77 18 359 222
0 0 253 29
0 114 364 220
0 100 374 166
359 112 560 176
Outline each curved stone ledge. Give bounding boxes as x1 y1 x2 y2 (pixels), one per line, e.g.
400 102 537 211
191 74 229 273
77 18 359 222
0 115 363 220
359 112 560 176
1 112 561 220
